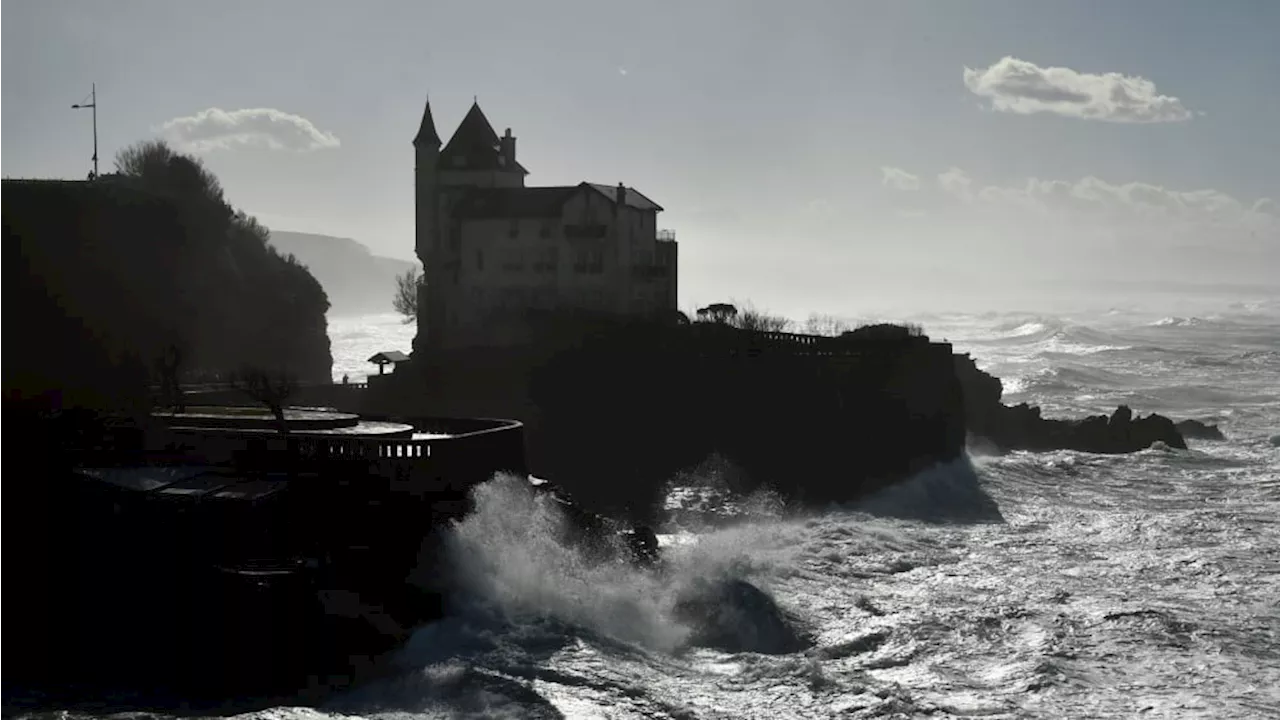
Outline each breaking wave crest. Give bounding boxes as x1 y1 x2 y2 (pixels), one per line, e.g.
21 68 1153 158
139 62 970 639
977 316 1131 356
855 455 1004 524
416 474 813 657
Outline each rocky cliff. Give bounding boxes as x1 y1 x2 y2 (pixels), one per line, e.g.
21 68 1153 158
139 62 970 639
373 317 967 519
4 172 332 414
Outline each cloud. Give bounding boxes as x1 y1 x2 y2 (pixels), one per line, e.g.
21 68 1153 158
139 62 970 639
929 167 1276 237
880 166 921 191
962 57 1193 123
936 167 973 201
159 108 341 153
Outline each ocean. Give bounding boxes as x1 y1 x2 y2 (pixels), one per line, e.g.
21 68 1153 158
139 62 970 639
328 312 417 383
40 298 1280 718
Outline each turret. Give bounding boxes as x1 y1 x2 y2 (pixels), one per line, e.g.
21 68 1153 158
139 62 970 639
413 96 442 355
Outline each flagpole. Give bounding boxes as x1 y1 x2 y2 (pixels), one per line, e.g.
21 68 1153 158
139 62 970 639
71 83 98 178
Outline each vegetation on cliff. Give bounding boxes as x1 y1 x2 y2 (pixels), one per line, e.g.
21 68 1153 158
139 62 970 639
4 140 332 416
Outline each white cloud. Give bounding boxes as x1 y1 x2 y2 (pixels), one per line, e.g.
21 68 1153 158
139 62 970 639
880 166 921 191
930 167 1276 237
962 57 1193 123
159 107 341 153
936 167 974 201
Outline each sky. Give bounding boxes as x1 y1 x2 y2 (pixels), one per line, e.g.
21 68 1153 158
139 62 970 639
5 0 1278 317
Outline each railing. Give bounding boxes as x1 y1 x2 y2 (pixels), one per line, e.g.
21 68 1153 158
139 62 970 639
657 229 676 242
165 415 528 483
175 381 369 394
685 324 940 358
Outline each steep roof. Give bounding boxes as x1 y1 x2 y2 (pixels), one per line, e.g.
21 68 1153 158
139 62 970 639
439 102 528 174
452 186 582 219
368 350 410 364
586 183 663 212
451 182 664 220
413 96 441 147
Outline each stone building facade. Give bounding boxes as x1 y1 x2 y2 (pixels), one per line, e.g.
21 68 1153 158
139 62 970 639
413 98 677 353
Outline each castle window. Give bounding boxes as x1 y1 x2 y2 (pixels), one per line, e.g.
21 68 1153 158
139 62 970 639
573 247 603 275
476 249 485 271
501 247 525 273
533 246 558 274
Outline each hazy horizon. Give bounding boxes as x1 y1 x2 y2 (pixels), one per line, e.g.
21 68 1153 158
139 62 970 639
5 0 1277 318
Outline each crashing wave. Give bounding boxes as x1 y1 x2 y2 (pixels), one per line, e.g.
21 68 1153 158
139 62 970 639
855 455 1004 524
430 473 810 657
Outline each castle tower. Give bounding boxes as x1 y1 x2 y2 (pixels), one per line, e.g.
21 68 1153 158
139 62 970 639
412 95 442 356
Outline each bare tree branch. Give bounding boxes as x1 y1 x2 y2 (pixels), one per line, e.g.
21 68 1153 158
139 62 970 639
393 268 423 325
228 366 296 436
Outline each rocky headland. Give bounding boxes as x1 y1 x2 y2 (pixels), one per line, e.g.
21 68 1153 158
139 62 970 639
953 353 1187 453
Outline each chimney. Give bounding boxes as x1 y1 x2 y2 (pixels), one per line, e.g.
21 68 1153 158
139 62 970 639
500 128 516 168
616 182 626 213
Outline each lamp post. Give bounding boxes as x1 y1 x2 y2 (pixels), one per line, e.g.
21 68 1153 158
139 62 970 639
71 83 98 179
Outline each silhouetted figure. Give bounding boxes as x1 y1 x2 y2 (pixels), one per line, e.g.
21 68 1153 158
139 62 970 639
155 343 186 413
342 374 350 386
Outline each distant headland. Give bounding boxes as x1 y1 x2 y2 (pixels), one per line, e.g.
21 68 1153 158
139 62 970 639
266 231 417 317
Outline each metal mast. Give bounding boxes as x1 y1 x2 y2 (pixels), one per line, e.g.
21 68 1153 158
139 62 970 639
71 83 98 178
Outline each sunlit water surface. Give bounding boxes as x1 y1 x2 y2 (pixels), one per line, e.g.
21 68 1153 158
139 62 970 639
34 299 1280 719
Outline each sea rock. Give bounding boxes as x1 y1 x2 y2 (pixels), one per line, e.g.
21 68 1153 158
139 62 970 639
953 355 1187 453
1175 419 1226 441
673 577 811 654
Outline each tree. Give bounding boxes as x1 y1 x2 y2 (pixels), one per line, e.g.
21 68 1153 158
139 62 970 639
116 139 226 206
393 268 423 324
229 366 296 436
696 303 738 324
802 314 857 337
104 140 333 382
733 305 792 333
694 302 791 332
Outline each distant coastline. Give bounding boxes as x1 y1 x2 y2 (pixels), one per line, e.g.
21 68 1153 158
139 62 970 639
267 230 417 316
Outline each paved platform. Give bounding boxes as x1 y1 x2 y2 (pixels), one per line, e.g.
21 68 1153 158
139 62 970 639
155 407 415 437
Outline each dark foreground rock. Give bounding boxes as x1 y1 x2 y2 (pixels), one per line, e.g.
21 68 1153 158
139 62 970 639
1175 419 1226 441
955 354 1187 453
673 577 812 654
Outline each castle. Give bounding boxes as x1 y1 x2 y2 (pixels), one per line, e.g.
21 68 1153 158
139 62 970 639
412 97 678 354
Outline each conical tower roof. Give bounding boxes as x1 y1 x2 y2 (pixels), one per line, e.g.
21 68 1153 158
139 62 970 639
413 95 441 147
